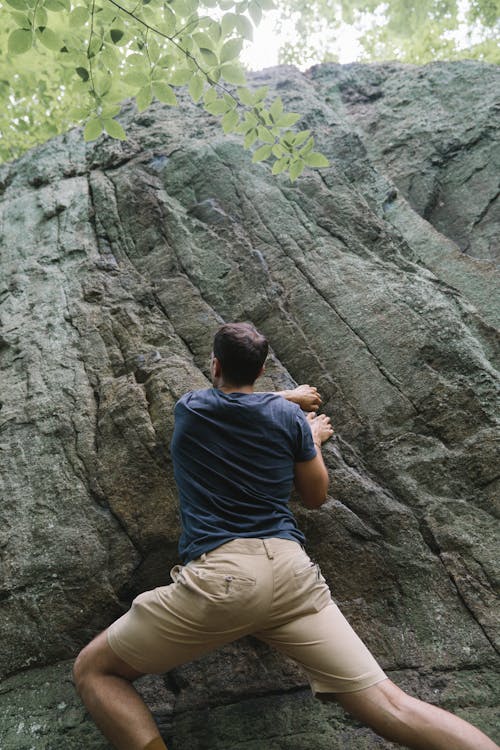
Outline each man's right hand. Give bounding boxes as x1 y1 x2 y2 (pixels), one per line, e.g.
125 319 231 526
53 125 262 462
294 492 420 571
283 385 322 412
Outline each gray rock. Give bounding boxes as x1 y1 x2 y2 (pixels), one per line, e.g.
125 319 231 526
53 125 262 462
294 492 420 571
0 61 498 747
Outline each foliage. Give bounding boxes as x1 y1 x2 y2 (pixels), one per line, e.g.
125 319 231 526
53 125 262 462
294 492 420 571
0 0 329 178
277 0 500 66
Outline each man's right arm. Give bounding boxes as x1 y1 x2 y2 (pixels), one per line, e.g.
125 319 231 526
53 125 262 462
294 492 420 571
294 413 333 509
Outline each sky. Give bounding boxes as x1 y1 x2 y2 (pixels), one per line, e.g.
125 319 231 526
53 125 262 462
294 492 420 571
238 0 484 71
240 10 365 70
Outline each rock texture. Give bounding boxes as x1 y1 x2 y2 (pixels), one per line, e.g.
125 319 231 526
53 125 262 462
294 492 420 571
0 60 499 749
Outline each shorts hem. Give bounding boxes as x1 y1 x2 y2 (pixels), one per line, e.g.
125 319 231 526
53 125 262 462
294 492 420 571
107 625 150 675
311 672 388 696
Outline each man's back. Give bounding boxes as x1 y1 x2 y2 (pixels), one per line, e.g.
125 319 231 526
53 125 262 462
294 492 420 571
170 388 316 562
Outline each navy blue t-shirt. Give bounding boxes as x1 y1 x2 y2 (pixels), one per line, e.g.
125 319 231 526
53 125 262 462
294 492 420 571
170 388 317 562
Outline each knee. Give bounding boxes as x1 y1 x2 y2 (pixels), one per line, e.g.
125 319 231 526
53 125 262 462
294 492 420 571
73 640 103 696
373 680 416 719
73 645 90 695
334 679 416 729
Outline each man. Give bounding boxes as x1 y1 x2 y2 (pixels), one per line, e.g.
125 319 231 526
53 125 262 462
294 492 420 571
74 323 498 750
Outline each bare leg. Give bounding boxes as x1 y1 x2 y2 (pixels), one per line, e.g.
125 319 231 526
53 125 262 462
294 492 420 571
73 630 166 750
319 679 499 750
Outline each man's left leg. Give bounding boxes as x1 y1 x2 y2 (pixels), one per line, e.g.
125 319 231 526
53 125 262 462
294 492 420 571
73 630 167 750
319 679 499 750
252 550 499 750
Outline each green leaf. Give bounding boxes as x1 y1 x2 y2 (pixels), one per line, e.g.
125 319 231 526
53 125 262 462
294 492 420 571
101 44 120 71
69 6 89 27
242 111 258 128
220 37 243 63
272 143 285 158
188 74 204 102
141 5 158 26
208 67 221 83
110 28 125 44
248 0 262 25
126 53 146 66
269 97 283 121
36 26 61 51
257 126 274 143
171 0 196 14
221 12 237 36
299 137 314 156
244 128 258 148
199 48 218 67
204 87 217 104
94 72 112 97
103 118 126 140
95 5 115 23
221 108 239 133
205 98 231 115
4 0 29 10
148 38 161 62
43 0 67 10
75 66 89 82
136 85 153 111
123 71 149 88
259 0 275 8
10 12 31 28
193 31 214 50
168 68 192 85
152 82 177 105
293 129 311 146
69 106 90 120
234 14 253 40
204 19 221 44
289 158 305 181
277 112 301 127
179 34 194 53
8 28 32 55
304 152 330 168
252 144 272 162
253 85 268 103
163 5 176 35
88 34 103 57
83 117 103 141
34 6 47 25
219 0 234 8
220 63 246 85
236 87 254 105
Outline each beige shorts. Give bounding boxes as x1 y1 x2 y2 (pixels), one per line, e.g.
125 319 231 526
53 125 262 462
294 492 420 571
107 537 386 694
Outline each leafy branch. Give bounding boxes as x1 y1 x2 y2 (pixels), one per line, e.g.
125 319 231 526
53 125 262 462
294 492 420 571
2 0 329 179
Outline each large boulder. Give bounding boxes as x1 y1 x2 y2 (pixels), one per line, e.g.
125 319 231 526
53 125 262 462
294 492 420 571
0 60 498 748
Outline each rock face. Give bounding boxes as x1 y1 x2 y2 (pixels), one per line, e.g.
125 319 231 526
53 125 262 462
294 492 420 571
0 61 498 748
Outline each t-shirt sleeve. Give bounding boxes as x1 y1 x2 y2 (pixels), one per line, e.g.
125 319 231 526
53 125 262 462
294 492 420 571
294 408 317 462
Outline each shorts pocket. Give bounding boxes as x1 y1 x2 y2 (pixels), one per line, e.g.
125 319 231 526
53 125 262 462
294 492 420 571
171 563 256 601
293 560 331 613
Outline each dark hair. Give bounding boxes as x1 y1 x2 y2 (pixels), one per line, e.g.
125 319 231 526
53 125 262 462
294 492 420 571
213 323 268 386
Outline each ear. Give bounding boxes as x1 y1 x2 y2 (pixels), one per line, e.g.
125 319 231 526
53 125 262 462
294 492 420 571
211 356 223 379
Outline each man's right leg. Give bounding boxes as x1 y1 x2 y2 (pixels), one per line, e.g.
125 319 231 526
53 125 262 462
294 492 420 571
74 548 270 749
73 630 167 750
322 679 499 750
